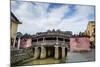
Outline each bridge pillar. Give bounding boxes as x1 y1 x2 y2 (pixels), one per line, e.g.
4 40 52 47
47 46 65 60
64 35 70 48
54 46 59 59
62 47 65 59
33 47 39 59
40 46 46 59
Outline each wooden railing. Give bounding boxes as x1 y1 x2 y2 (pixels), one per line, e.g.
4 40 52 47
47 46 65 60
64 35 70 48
32 41 69 47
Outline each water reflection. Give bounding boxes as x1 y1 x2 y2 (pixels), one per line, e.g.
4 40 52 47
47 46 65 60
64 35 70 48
23 58 66 65
22 49 95 66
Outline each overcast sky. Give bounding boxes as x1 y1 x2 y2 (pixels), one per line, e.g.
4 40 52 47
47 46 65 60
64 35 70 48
11 1 95 35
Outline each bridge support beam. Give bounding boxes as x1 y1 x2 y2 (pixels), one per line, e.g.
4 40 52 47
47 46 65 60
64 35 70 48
33 47 39 59
40 47 46 59
54 46 59 59
62 47 65 59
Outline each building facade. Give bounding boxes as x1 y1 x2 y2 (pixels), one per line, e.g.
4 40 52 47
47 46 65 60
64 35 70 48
86 21 95 47
11 12 22 48
20 34 32 49
70 36 90 52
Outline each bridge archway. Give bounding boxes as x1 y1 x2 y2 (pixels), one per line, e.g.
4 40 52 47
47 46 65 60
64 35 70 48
46 46 55 58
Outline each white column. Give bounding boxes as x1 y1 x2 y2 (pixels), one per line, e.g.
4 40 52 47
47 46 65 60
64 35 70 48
42 37 46 45
56 37 59 45
54 46 59 59
40 47 46 59
13 37 16 48
17 38 21 50
63 38 65 43
33 47 39 59
62 47 65 59
37 38 38 43
43 37 45 43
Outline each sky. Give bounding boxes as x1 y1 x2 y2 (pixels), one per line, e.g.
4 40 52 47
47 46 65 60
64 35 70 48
11 1 95 35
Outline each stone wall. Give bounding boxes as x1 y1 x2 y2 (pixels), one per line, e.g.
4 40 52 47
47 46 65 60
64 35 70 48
11 47 33 65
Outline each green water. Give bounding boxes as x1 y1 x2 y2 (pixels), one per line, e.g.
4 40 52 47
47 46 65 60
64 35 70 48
22 58 66 65
14 49 95 66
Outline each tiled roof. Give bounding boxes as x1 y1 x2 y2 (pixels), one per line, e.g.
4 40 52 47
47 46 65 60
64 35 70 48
11 12 22 24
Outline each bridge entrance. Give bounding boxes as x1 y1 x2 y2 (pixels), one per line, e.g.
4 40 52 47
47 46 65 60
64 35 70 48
46 46 55 58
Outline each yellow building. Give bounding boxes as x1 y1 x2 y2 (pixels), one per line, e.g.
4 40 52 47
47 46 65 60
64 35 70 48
86 21 95 47
11 12 22 48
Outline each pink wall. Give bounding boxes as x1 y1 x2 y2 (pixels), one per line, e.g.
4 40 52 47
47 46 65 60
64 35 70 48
20 38 32 48
26 39 32 48
70 37 91 52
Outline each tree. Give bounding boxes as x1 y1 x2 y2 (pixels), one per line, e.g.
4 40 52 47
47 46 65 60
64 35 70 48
16 32 23 38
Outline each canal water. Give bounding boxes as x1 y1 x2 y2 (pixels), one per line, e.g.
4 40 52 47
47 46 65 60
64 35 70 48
22 49 95 66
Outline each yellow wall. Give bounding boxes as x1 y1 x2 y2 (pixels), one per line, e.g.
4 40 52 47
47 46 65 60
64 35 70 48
86 21 95 45
11 21 18 38
11 21 18 47
86 22 95 36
